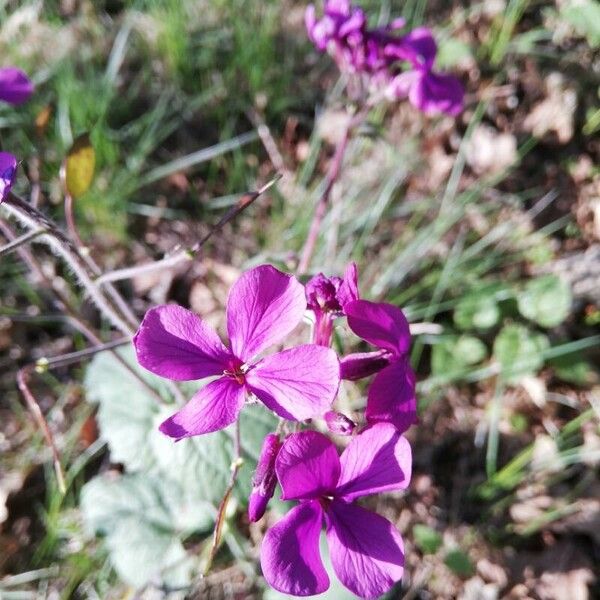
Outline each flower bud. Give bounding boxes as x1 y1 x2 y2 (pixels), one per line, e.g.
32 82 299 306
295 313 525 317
248 433 282 522
340 350 390 380
324 410 356 436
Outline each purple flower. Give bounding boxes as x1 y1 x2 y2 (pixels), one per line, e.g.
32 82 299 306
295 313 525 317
0 67 34 105
305 0 367 72
344 300 417 433
383 27 464 116
261 423 411 598
306 262 358 346
249 433 282 522
0 152 17 203
134 265 340 439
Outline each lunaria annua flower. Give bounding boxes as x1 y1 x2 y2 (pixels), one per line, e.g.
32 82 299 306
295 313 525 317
248 433 282 522
323 410 356 436
0 152 17 203
342 299 417 433
134 264 340 439
0 67 34 105
261 423 411 598
305 1 463 115
305 262 358 346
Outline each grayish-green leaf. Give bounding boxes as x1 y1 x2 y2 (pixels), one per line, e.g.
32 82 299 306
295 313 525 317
517 275 572 328
493 324 549 382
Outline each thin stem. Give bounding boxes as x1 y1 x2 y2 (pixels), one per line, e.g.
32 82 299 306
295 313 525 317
0 228 47 257
36 337 130 370
1 197 134 335
95 175 281 286
204 421 243 575
64 193 85 249
17 366 67 495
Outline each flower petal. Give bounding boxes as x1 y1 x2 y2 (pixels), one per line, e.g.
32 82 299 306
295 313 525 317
410 70 464 116
246 345 340 421
275 430 341 500
326 501 405 599
261 501 329 597
0 67 34 105
345 299 411 357
337 262 359 309
0 152 18 203
335 422 412 501
159 376 245 439
134 305 232 381
226 264 306 362
365 359 418 433
340 350 390 380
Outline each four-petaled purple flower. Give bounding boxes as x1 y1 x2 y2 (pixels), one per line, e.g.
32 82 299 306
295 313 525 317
0 152 17 203
134 264 340 438
305 262 358 346
261 423 411 598
0 67 34 105
342 299 417 433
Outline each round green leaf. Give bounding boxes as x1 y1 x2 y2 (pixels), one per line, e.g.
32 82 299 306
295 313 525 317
517 275 572 328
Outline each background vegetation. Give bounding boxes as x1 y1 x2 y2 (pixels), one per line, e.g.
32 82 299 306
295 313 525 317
1 0 599 598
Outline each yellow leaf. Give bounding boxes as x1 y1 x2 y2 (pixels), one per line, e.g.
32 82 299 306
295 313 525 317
64 133 95 199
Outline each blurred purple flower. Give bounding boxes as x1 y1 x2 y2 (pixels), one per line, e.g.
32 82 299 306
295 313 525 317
0 67 34 105
0 152 17 203
249 433 282 522
261 424 411 598
305 262 358 346
305 3 463 115
344 300 417 433
134 264 340 439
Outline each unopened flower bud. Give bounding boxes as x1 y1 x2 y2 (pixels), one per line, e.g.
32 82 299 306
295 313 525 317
340 350 390 380
324 410 356 436
248 433 282 522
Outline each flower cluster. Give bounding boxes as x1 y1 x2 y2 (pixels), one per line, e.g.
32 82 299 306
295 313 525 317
135 263 416 598
0 67 34 203
305 0 463 115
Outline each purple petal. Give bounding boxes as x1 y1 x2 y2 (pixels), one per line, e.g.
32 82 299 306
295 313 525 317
248 433 281 522
326 500 405 599
159 376 245 439
226 265 306 362
335 422 411 501
340 350 391 380
345 299 411 357
385 27 437 70
0 67 34 105
246 344 340 421
276 431 340 500
134 305 232 381
385 70 420 101
261 501 329 596
337 262 359 309
409 70 464 116
0 152 18 203
366 359 417 433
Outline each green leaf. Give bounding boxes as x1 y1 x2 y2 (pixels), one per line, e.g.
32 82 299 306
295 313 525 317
517 275 572 328
81 474 195 588
64 133 96 198
444 549 474 578
549 353 598 386
561 0 600 48
431 335 488 376
413 524 443 555
454 292 500 330
83 348 278 588
493 324 549 383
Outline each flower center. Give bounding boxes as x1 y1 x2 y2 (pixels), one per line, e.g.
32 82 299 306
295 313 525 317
223 360 247 385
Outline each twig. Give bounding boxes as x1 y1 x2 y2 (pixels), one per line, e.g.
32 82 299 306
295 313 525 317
95 175 281 286
0 228 47 257
1 196 134 335
35 337 130 370
204 421 244 575
17 366 67 495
